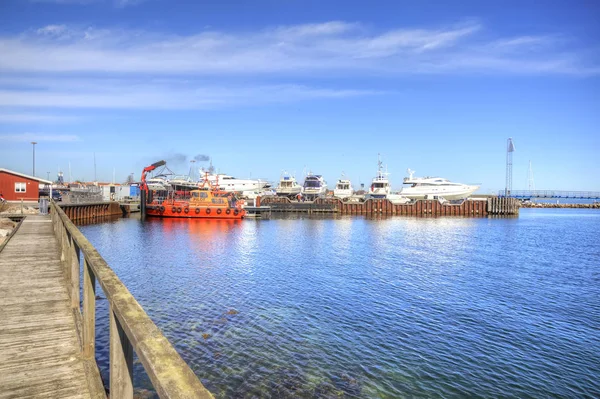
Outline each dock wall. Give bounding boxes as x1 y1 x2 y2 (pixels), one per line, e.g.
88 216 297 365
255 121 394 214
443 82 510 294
59 201 124 221
260 197 520 216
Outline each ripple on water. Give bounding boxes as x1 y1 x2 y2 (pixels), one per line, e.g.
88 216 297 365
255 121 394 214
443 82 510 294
80 210 600 398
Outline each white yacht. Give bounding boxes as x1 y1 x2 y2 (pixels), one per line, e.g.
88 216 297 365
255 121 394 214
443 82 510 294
275 172 302 197
198 170 269 193
333 175 353 199
145 176 171 191
400 169 480 200
302 173 328 199
168 175 199 191
367 156 392 198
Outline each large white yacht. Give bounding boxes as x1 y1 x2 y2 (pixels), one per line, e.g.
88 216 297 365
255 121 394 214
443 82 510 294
198 170 269 193
400 169 480 199
333 175 353 199
302 173 327 199
275 172 302 197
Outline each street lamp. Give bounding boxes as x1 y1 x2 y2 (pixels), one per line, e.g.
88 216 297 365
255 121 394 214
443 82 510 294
31 141 37 176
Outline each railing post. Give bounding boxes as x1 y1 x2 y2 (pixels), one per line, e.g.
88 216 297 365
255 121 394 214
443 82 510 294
83 258 96 358
70 237 81 310
110 306 134 399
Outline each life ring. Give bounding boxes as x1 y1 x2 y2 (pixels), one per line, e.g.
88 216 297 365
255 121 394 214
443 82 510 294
159 206 165 212
184 208 189 214
195 208 200 214
177 207 182 213
206 208 211 215
171 207 177 213
216 208 222 215
233 209 239 216
226 209 231 215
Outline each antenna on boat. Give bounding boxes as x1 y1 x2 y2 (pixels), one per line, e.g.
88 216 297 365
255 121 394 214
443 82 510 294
407 169 415 179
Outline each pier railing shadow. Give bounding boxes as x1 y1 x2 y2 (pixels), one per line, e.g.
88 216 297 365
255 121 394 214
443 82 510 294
50 200 213 398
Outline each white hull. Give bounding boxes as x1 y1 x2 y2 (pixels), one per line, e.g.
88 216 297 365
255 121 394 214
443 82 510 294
302 187 328 197
276 187 302 196
333 189 353 198
400 185 479 200
200 175 269 192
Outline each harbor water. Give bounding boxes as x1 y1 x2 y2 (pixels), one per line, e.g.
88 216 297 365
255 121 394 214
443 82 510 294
79 209 600 398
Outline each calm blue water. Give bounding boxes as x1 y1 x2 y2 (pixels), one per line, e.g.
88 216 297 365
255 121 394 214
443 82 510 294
79 209 600 398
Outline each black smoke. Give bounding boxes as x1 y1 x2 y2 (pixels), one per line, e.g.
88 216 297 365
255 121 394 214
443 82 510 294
193 154 210 162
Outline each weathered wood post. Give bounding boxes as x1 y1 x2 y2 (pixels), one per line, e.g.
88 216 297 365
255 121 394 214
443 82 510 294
70 237 81 310
110 306 134 399
83 258 96 358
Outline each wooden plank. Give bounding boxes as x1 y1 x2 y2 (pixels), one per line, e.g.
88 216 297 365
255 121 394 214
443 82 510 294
0 215 95 399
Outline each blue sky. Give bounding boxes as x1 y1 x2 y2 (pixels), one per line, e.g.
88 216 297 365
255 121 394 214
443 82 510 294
0 0 598 193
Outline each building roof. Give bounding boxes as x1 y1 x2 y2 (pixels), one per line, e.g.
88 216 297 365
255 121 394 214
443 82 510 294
0 168 52 184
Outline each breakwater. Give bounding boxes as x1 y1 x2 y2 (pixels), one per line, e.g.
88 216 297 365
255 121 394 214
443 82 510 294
521 202 599 209
259 196 520 216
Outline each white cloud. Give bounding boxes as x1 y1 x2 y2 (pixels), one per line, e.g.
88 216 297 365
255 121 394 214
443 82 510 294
0 20 594 76
0 113 81 123
0 78 382 110
0 133 81 142
36 24 69 36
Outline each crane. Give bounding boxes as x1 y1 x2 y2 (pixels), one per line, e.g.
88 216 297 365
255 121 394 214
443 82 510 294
140 160 166 193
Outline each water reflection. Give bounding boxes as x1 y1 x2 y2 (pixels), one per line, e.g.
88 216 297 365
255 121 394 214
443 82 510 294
79 210 600 398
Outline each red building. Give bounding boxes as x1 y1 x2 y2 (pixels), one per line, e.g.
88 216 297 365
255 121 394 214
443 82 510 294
0 168 52 202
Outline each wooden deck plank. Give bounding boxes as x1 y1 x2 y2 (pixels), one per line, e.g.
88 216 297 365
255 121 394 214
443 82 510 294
0 215 93 398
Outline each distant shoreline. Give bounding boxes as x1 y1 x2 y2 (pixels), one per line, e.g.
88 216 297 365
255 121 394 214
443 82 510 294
521 203 599 209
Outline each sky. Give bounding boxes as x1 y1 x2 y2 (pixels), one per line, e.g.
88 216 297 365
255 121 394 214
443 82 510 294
0 0 598 193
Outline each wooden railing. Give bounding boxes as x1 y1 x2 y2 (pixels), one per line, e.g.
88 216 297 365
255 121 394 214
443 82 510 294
50 201 213 398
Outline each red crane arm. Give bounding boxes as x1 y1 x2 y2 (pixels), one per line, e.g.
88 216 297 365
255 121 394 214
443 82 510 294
140 160 166 192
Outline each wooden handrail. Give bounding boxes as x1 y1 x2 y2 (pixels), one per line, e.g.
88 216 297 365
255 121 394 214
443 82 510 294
50 201 213 398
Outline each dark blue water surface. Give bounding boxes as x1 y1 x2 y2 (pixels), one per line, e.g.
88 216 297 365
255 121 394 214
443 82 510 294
79 209 600 398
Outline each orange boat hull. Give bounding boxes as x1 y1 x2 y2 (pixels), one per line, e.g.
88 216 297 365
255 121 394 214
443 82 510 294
146 204 245 219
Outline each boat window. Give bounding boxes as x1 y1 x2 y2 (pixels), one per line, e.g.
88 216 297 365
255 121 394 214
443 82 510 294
374 183 387 188
304 181 321 188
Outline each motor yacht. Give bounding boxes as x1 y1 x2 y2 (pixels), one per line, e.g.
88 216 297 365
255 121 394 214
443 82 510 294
302 173 327 199
145 176 171 191
400 169 480 199
169 175 199 192
367 156 392 199
333 175 353 199
275 172 302 197
199 170 269 193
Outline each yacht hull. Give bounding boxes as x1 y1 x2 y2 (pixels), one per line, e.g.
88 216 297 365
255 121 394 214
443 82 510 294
400 185 479 200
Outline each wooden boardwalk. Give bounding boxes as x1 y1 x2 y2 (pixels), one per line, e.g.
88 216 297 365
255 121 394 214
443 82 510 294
0 215 93 398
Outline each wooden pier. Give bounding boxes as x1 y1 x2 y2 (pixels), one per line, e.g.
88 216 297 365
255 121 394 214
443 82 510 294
0 204 213 398
260 196 520 216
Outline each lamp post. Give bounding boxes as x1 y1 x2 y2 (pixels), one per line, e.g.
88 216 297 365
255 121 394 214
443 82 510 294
31 141 37 176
